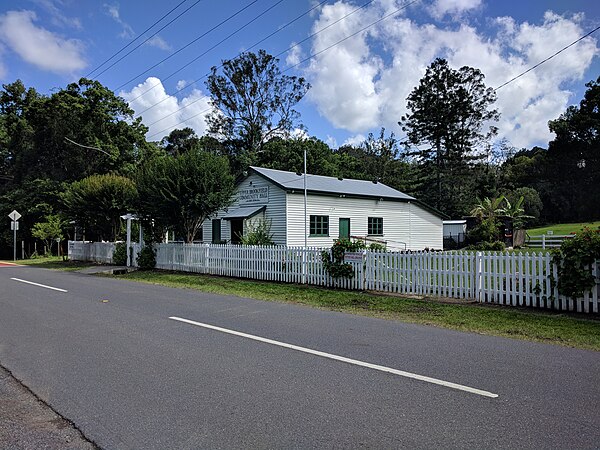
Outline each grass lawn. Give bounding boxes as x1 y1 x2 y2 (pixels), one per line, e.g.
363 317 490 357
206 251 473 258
15 256 99 272
527 221 600 236
113 270 600 351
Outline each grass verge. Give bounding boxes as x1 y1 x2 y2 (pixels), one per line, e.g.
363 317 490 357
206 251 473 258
528 221 600 236
15 256 98 272
114 270 600 351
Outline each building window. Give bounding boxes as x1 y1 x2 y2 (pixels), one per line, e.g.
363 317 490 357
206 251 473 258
368 217 383 236
212 219 222 243
310 215 329 236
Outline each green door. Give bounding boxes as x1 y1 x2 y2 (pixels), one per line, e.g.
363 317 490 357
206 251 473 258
339 218 350 239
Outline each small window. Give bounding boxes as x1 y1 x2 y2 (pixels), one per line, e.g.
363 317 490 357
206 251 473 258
368 217 383 236
212 219 222 243
310 215 329 236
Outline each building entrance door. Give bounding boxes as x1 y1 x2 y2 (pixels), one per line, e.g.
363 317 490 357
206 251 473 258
231 219 243 244
339 218 350 239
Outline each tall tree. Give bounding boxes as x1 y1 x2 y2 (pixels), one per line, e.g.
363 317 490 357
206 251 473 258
205 50 310 164
136 150 235 243
543 76 600 222
160 127 200 156
62 174 138 241
399 58 499 216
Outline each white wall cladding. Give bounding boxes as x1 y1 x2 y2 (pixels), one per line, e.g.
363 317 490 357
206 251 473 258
203 173 287 245
286 193 442 250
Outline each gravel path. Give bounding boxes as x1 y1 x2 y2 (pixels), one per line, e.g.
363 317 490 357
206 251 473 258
0 365 97 450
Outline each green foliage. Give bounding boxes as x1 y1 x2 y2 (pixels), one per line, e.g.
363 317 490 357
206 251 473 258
465 241 506 251
544 76 600 223
136 244 156 270
62 174 137 241
399 58 499 216
468 217 500 243
136 150 235 243
31 214 66 255
205 49 310 159
470 196 505 220
321 239 366 279
368 242 386 251
552 227 600 299
113 242 127 266
240 219 274 246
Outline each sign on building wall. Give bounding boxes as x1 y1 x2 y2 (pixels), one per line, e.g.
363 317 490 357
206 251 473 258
239 186 269 205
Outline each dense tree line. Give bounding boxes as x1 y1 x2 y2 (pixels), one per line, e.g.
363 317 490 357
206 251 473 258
0 51 597 256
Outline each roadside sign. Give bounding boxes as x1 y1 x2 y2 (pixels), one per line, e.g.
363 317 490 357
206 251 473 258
10 221 19 231
344 252 364 264
8 210 21 221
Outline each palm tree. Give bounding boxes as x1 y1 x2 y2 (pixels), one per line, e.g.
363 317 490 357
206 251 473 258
501 196 533 229
470 195 505 220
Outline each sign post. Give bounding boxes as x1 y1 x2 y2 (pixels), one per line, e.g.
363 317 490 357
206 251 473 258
8 210 21 261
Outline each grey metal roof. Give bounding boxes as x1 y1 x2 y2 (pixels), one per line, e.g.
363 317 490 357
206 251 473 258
223 205 265 220
250 166 415 201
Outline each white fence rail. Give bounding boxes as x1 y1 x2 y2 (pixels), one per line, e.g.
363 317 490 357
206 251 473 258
527 234 574 249
68 242 599 314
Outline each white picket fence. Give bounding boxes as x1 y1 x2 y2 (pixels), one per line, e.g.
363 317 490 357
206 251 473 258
527 234 574 249
68 242 599 314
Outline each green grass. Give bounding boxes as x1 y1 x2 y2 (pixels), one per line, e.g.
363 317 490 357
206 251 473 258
113 270 600 351
527 221 600 236
15 256 98 271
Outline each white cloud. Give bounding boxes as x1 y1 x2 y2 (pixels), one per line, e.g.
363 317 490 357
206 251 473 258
103 3 134 39
304 2 598 149
146 35 171 51
342 134 366 146
286 43 302 66
176 79 187 90
32 0 82 29
120 77 211 140
326 135 338 148
0 10 86 74
428 0 482 19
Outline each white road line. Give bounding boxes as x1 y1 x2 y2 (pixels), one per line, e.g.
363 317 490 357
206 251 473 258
10 278 68 293
169 316 498 398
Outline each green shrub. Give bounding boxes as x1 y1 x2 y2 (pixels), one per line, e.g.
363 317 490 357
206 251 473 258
368 242 386 251
465 241 506 251
322 239 366 278
113 242 127 265
552 227 600 299
136 244 156 270
240 219 274 246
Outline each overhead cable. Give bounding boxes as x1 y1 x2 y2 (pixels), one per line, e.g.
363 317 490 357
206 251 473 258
85 0 190 78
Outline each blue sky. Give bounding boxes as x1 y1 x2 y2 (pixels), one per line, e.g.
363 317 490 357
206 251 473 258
0 0 598 151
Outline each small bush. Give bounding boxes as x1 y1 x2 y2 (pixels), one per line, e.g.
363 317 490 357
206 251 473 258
322 239 366 278
136 244 156 270
240 219 274 246
368 242 386 251
465 241 506 251
113 242 127 265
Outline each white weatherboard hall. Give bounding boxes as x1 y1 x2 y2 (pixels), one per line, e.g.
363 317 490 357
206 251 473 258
203 167 444 250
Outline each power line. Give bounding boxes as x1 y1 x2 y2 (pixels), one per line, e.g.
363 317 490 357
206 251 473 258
495 24 600 91
285 0 419 73
92 0 207 80
114 0 261 92
128 0 293 108
146 0 419 140
140 0 376 127
85 0 189 78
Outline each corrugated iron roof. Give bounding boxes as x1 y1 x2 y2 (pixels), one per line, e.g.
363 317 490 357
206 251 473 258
250 166 415 201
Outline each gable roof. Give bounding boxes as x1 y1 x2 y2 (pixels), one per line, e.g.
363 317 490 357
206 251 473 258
249 166 415 201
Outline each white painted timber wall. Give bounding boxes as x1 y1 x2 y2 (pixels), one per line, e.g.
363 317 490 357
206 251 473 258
203 173 288 245
286 193 442 250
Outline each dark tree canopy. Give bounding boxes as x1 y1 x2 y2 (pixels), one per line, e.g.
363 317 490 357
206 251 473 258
542 76 600 222
205 50 310 160
136 150 235 243
399 58 499 216
160 127 200 156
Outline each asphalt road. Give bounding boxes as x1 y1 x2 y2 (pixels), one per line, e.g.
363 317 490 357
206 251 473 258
0 265 598 449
